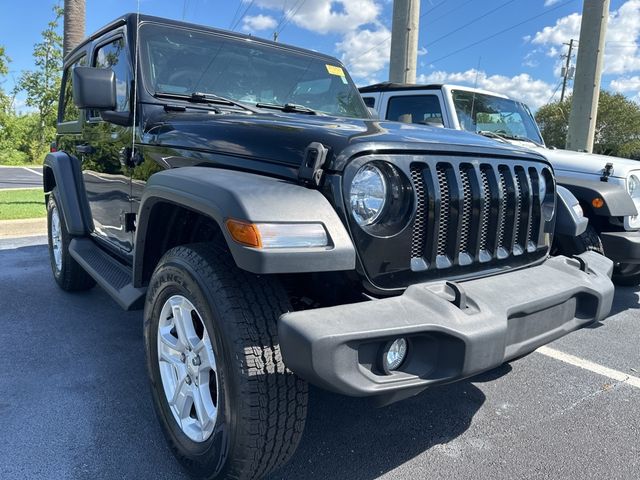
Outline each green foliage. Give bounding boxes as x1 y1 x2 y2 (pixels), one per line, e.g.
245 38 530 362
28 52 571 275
535 91 640 159
9 3 63 161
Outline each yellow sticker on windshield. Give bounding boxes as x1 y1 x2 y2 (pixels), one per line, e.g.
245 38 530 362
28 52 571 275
326 64 345 77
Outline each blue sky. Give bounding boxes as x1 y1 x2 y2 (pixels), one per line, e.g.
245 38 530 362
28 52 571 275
1 0 639 111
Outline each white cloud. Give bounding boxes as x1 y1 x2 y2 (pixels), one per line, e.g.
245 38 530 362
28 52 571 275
248 0 389 80
610 75 640 93
417 69 559 110
250 0 380 34
544 0 563 7
336 26 391 81
530 0 640 75
241 14 278 33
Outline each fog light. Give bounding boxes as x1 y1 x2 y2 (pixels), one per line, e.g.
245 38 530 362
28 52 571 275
382 338 408 373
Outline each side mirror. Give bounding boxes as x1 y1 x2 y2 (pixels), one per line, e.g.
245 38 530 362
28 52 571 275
73 66 117 110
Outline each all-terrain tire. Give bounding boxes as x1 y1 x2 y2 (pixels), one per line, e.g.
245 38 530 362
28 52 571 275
144 242 308 480
553 224 605 257
612 264 640 287
46 188 95 291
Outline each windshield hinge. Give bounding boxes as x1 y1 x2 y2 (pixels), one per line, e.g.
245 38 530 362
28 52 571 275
600 162 614 182
298 142 328 187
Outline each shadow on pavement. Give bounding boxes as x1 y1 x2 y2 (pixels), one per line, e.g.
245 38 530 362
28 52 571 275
607 285 640 317
270 381 485 480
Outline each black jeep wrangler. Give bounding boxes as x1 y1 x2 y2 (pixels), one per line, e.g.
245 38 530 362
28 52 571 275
45 14 614 480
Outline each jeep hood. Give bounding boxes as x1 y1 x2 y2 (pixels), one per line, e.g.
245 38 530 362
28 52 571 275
142 110 547 173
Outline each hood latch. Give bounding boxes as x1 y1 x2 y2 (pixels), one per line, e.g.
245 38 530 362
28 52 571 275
299 142 329 187
600 162 614 182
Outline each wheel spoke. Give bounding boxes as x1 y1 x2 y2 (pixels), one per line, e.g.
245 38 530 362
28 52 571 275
171 377 193 420
170 297 199 349
192 386 215 433
194 338 216 372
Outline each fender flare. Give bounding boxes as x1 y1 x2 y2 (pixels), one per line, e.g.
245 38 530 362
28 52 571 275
555 185 588 237
556 175 638 217
133 167 356 284
43 152 92 235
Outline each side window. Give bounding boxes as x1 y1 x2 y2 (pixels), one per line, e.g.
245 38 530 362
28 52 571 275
93 37 131 113
386 95 443 126
362 97 375 108
60 56 87 123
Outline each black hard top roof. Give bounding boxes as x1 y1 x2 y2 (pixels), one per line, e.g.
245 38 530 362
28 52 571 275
66 13 340 64
358 82 444 93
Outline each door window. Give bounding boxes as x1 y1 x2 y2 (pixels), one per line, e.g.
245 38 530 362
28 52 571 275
386 94 443 126
59 55 87 123
93 37 131 115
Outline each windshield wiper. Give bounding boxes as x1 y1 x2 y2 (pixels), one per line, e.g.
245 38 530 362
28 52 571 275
477 130 543 147
477 130 509 143
255 102 318 115
154 92 260 113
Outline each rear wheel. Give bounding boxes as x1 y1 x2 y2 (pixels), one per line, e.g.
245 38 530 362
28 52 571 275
144 243 307 480
46 188 95 291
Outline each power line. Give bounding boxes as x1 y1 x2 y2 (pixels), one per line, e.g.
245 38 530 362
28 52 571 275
426 0 519 47
229 0 246 30
428 0 476 24
358 0 449 58
276 0 306 36
427 0 576 66
231 0 256 31
547 79 564 104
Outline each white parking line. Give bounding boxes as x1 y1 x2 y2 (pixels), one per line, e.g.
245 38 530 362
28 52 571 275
537 346 640 389
24 167 43 177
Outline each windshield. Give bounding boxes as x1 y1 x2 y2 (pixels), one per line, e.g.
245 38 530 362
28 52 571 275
451 90 544 145
139 23 368 118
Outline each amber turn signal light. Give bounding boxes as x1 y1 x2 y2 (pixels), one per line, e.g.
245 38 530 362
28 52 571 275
592 197 604 209
226 219 262 248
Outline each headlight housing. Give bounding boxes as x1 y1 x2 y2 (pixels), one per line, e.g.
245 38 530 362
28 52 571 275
627 174 640 198
349 164 387 226
626 173 640 230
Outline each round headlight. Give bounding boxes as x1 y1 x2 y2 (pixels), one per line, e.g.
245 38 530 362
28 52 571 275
538 172 547 198
350 164 387 226
628 174 640 198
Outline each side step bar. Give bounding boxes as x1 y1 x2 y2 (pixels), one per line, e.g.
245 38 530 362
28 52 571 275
69 238 146 310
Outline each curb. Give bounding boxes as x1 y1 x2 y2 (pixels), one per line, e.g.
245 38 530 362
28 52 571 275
0 218 47 238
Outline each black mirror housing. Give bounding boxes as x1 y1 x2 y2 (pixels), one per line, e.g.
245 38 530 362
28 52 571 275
73 66 117 110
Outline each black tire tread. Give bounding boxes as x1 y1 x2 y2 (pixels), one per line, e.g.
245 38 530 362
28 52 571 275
158 243 307 480
47 189 95 292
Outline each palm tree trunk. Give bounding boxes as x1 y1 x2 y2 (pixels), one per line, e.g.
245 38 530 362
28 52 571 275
63 0 85 57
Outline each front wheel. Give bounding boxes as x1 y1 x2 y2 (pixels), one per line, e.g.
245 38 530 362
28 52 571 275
144 243 308 480
612 263 640 286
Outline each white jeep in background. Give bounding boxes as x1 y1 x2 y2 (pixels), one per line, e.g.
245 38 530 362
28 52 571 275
360 83 640 286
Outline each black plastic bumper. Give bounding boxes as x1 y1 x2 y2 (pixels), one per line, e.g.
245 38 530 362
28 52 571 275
279 252 614 398
601 231 640 264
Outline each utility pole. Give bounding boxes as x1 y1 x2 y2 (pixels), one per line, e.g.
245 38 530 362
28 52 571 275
63 0 86 57
389 0 420 84
566 0 609 153
559 39 575 103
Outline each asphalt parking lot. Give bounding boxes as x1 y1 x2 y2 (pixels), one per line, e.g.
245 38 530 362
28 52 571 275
0 166 43 189
1 236 638 480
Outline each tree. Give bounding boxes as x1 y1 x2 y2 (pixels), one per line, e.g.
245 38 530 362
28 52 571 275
14 3 63 149
536 91 640 159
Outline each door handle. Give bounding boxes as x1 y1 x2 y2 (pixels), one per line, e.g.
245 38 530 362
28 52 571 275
76 144 95 154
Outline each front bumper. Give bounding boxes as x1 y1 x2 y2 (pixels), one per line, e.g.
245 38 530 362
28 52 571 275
279 252 614 398
601 231 640 264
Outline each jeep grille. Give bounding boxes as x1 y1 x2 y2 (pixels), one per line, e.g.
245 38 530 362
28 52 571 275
409 161 549 271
